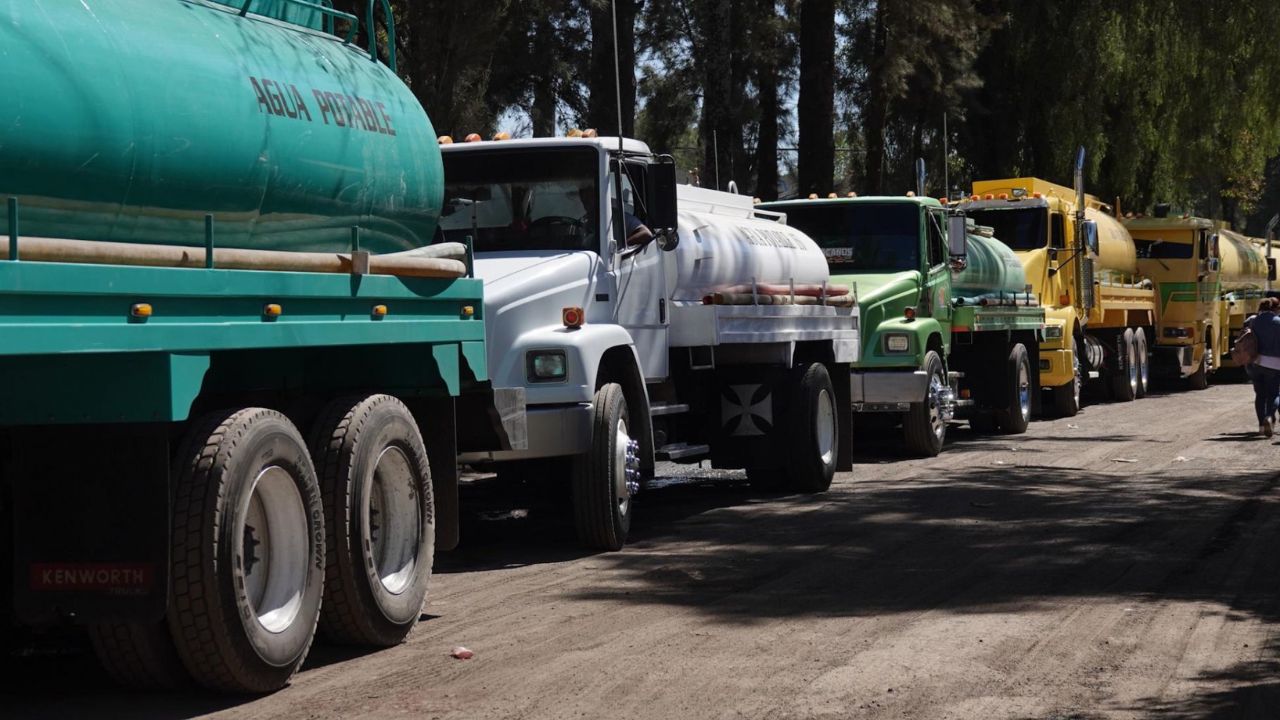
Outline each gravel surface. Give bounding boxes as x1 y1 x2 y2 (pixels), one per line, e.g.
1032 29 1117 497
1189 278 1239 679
7 382 1280 719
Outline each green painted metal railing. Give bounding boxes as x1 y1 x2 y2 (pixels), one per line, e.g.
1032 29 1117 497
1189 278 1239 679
237 0 397 72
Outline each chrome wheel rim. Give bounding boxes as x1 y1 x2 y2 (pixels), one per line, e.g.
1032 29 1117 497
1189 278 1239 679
816 388 836 466
368 446 420 596
927 372 948 441
614 418 639 515
1072 342 1082 407
242 466 308 634
1127 339 1138 394
1018 358 1032 423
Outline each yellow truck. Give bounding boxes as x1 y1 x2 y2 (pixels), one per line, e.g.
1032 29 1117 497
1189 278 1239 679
1216 229 1271 375
1122 216 1272 385
959 162 1156 415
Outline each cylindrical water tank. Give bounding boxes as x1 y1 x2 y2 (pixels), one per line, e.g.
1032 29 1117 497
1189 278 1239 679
0 0 443 254
672 189 831 301
1085 207 1139 274
952 230 1028 296
1218 230 1268 291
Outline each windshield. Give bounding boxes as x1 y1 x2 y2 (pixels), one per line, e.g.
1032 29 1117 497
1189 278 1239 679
1134 238 1194 259
441 148 599 253
778 203 920 273
968 207 1047 251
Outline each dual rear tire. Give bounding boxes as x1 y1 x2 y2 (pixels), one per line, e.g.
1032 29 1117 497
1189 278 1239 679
92 397 433 693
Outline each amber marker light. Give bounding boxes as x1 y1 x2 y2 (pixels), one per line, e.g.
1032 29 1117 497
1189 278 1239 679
372 304 389 319
462 305 475 318
904 307 917 320
263 303 283 318
464 133 482 142
492 132 511 141
562 306 584 328
437 135 454 144
130 303 153 319
1058 294 1071 307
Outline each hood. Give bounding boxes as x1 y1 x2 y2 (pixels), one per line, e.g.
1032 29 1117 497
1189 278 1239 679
474 251 599 310
832 270 922 310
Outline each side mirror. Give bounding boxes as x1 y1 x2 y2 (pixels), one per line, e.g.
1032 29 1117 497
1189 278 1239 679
1210 233 1221 259
947 214 968 258
1269 257 1277 282
645 157 678 248
1081 220 1100 255
1206 257 1221 273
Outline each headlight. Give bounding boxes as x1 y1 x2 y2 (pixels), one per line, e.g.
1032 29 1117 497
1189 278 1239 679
527 350 567 382
1044 325 1064 340
884 334 911 353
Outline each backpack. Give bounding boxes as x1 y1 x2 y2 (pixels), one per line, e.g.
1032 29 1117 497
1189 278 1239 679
1232 327 1259 366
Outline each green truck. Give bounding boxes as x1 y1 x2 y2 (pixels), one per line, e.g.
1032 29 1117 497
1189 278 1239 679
0 0 522 694
760 195 1045 455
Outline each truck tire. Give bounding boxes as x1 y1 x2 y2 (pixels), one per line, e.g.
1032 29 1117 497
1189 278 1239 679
310 395 434 647
1188 342 1210 390
88 622 189 689
167 408 325 693
784 363 838 493
1134 328 1149 398
1051 337 1083 418
903 351 948 457
1111 328 1138 402
997 343 1033 434
572 384 637 551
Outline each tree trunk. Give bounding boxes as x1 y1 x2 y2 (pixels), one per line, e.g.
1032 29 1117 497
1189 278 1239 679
863 1 890 195
754 2 780 201
797 0 835 197
699 0 733 191
530 15 557 137
588 0 637 136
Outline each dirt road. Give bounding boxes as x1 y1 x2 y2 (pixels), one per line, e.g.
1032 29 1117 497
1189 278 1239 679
8 382 1280 719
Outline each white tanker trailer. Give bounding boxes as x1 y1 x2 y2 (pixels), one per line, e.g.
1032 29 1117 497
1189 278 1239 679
441 136 858 551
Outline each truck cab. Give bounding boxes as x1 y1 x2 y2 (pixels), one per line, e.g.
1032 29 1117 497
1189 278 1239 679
441 136 857 550
1125 216 1221 384
761 196 1042 456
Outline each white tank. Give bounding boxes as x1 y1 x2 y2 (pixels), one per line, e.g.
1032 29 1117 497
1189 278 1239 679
671 185 831 302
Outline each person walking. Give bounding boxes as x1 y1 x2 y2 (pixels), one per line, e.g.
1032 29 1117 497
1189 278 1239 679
1246 297 1280 437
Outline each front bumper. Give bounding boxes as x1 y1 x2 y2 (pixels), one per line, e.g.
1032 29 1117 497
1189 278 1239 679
458 403 591 463
850 370 928 412
1038 346 1075 389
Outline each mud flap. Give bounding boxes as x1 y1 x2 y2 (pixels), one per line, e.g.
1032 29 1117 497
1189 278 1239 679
710 368 788 471
8 424 170 625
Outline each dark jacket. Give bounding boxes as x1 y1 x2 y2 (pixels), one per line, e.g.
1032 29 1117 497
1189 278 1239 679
1247 311 1280 357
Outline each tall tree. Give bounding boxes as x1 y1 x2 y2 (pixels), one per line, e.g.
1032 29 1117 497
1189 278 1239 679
587 0 639 136
797 0 836 196
753 0 785 200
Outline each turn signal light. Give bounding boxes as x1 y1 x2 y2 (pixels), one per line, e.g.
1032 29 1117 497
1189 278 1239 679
562 306 584 328
461 305 475 317
904 307 917 320
372 304 388 318
263 303 283 318
130 303 153 319
1058 294 1070 307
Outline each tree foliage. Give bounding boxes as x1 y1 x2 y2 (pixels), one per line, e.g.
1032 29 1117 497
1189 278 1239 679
339 0 1280 226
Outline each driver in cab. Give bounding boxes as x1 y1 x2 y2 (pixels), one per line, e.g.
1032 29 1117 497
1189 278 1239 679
577 185 652 248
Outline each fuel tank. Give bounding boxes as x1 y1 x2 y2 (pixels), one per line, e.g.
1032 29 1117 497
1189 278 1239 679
1218 230 1268 291
952 228 1028 296
0 0 443 254
1085 207 1139 275
672 186 831 302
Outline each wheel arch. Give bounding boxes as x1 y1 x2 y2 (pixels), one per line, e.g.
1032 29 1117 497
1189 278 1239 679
596 345 655 474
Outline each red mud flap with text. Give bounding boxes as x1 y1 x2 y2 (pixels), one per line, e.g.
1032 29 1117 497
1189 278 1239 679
8 424 169 624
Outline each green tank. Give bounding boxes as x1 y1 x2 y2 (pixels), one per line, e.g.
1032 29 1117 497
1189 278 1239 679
952 227 1029 297
0 0 442 254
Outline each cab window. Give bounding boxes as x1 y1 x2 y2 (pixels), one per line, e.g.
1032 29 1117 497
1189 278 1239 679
926 210 946 266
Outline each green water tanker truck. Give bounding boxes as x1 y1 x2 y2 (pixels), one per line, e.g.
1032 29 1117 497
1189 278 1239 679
760 195 1044 456
0 0 523 694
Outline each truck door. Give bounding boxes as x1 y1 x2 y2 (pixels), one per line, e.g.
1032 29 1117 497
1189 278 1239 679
611 160 671 380
926 208 953 348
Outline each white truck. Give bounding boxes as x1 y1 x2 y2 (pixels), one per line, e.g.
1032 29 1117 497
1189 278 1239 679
441 136 859 550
